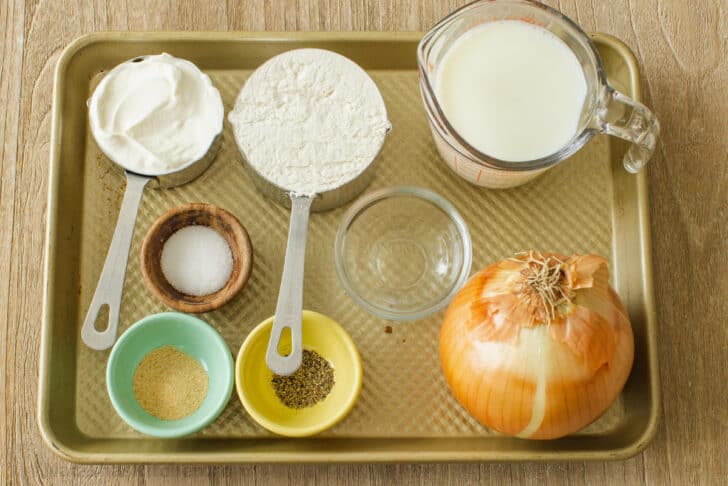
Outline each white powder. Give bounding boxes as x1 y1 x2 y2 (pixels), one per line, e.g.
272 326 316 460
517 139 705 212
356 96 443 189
161 225 233 296
228 49 390 195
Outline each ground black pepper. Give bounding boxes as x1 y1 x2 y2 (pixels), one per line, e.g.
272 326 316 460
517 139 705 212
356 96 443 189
271 349 335 409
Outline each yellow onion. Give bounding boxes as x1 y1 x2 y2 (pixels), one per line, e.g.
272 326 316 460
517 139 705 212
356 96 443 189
440 251 634 439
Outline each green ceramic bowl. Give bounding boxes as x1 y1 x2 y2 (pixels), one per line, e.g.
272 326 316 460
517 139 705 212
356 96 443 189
107 312 233 438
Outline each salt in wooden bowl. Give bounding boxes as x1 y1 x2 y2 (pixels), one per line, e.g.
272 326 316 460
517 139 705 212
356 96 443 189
140 203 253 313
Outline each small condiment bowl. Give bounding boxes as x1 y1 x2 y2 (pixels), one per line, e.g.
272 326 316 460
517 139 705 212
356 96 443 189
140 203 253 313
107 312 234 438
235 310 362 437
335 186 472 321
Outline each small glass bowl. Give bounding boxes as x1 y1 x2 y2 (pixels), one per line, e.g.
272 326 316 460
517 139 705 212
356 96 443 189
335 187 472 321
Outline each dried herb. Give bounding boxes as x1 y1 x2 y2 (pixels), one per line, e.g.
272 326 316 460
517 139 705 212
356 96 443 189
271 350 335 409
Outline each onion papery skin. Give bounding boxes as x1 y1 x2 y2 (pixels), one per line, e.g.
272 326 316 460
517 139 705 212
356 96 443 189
439 254 634 439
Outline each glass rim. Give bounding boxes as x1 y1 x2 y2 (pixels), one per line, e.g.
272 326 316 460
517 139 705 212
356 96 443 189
334 186 473 321
417 0 609 172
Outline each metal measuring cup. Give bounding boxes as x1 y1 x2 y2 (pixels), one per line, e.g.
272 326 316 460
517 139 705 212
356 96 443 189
81 65 223 350
238 131 389 376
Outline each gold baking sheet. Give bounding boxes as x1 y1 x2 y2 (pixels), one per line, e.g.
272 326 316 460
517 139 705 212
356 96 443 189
39 32 659 463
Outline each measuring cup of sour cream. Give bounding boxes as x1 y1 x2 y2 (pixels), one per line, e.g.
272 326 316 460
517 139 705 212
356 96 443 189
418 0 660 189
82 53 224 350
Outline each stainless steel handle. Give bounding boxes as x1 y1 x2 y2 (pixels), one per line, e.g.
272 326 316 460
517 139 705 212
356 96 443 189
266 194 313 376
81 172 151 350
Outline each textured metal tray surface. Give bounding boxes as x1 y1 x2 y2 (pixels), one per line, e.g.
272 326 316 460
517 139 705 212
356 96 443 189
40 32 659 463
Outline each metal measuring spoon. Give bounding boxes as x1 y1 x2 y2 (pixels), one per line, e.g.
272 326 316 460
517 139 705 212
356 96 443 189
266 194 312 376
81 54 224 350
81 139 221 350
242 149 387 375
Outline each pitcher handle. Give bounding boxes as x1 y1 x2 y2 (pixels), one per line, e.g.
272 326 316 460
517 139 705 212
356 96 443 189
597 87 660 174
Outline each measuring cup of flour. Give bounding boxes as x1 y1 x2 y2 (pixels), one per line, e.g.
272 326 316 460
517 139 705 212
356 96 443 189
82 54 224 350
229 48 390 376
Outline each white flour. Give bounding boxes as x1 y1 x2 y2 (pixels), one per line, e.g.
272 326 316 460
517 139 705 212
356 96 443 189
228 49 390 195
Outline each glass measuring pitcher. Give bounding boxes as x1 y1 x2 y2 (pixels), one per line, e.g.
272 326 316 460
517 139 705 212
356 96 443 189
418 0 660 189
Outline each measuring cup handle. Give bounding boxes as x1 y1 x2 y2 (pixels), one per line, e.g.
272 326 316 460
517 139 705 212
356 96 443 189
597 86 660 174
81 173 151 350
266 195 312 376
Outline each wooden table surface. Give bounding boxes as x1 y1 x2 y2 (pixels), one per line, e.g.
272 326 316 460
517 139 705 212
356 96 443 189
1 0 725 484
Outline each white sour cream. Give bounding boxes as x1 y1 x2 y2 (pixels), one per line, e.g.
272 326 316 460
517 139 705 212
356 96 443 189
89 53 224 175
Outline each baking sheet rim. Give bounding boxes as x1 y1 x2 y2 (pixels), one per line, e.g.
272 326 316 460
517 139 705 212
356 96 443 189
38 31 660 463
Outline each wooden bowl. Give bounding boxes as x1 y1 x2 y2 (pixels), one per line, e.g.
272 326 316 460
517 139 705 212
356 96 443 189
140 203 253 313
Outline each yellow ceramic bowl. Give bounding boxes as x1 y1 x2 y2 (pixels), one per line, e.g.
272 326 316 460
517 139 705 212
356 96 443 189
235 310 362 437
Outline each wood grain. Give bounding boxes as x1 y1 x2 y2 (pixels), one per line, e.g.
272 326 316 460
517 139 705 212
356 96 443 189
1 0 726 484
140 203 254 314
